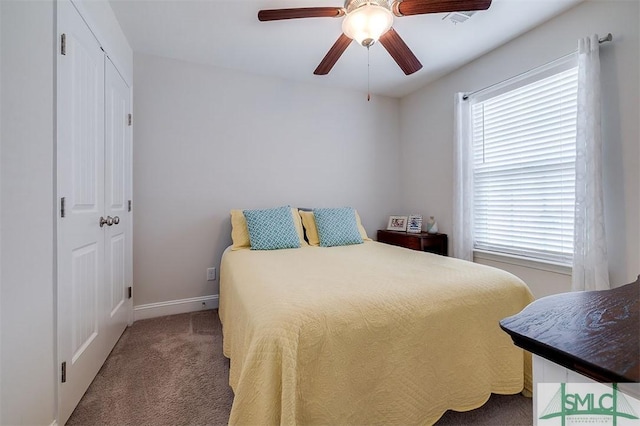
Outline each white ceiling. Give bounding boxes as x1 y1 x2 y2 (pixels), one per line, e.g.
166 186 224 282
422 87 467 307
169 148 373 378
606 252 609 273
109 0 583 98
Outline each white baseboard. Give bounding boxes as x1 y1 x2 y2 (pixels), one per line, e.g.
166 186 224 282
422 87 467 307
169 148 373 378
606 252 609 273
133 295 219 321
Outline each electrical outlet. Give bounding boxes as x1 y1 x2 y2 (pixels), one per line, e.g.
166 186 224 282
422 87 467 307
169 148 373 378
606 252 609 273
201 299 216 310
206 267 216 281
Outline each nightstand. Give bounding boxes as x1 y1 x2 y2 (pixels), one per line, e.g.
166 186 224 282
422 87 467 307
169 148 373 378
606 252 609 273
377 230 448 256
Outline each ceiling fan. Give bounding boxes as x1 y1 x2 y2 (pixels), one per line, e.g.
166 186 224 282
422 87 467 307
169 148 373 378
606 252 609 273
258 0 492 76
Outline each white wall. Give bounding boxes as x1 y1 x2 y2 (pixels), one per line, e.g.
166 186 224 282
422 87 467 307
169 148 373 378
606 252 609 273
399 0 639 298
0 1 56 424
133 53 401 309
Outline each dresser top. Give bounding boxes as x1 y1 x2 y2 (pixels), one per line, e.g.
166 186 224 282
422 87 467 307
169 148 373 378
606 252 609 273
377 230 445 237
500 277 640 383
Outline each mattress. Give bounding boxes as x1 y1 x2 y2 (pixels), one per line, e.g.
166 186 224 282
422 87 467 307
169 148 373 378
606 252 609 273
219 241 533 425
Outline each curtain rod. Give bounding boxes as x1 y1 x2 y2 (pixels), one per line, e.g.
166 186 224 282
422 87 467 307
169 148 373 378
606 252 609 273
462 33 613 101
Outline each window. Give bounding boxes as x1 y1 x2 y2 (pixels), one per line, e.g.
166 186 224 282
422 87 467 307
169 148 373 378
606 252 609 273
470 61 578 265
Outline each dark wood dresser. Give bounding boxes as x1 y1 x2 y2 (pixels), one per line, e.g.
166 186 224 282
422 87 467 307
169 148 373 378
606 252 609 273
500 277 640 384
377 230 448 256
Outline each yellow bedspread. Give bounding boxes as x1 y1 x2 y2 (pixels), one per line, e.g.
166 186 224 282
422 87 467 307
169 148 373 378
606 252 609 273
219 242 533 425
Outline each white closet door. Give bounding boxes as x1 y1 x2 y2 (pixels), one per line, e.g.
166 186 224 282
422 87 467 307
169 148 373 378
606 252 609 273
57 1 106 423
103 57 132 348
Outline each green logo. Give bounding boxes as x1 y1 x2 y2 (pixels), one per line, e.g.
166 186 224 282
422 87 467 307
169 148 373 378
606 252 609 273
539 383 639 426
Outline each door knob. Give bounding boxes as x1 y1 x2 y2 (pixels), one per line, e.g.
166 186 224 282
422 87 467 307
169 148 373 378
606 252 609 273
100 216 115 227
113 216 120 225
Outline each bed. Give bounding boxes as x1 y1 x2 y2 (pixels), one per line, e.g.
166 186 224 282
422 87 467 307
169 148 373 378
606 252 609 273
219 241 533 425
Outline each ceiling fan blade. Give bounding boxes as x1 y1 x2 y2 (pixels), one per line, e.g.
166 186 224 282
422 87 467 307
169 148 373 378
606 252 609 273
378 28 423 75
393 0 491 17
314 33 353 75
258 7 344 21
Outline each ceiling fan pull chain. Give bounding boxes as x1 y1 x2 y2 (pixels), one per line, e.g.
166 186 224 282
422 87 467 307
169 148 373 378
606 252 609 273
367 45 371 102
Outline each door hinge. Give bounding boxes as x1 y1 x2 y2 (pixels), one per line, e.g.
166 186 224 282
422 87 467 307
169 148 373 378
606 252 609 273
61 361 67 383
127 113 132 126
128 200 132 212
61 33 66 56
60 197 66 218
128 286 132 299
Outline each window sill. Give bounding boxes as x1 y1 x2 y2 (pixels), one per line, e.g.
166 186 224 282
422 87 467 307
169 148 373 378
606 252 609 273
473 250 572 276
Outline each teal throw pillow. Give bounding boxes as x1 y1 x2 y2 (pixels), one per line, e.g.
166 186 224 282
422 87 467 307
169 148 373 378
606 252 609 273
243 206 301 250
313 207 363 247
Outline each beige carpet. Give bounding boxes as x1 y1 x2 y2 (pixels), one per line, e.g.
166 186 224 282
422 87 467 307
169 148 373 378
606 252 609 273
68 310 532 425
67 310 233 425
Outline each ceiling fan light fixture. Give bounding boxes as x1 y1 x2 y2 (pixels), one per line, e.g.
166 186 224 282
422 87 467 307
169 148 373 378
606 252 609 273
342 4 393 47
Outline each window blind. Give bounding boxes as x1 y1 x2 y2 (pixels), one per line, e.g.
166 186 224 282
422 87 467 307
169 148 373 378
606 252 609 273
471 66 578 265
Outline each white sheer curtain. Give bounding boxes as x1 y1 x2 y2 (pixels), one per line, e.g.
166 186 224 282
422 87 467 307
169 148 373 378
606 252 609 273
572 34 610 291
452 93 473 261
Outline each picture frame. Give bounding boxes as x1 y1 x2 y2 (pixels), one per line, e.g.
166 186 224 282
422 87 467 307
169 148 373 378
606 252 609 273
387 215 408 232
407 215 423 233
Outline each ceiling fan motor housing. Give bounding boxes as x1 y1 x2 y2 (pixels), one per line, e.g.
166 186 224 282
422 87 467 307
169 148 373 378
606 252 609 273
344 0 392 13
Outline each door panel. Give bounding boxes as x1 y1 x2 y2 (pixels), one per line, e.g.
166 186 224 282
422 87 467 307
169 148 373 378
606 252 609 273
103 57 131 349
71 243 99 362
57 0 106 423
109 234 126 316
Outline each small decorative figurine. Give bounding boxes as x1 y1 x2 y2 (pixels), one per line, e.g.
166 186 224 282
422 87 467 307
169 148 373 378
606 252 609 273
426 216 438 234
